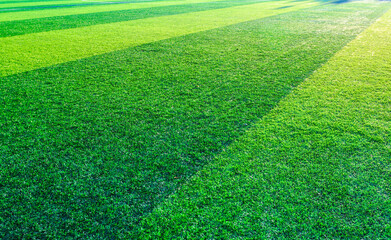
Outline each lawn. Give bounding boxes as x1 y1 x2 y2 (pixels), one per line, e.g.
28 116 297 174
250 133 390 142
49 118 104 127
1 0 390 238
138 7 391 239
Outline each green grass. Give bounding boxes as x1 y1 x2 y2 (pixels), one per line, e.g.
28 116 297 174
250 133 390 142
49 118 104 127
1 1 390 238
0 1 139 13
137 8 391 239
0 0 82 8
0 0 74 3
0 0 318 77
0 0 278 38
0 0 223 22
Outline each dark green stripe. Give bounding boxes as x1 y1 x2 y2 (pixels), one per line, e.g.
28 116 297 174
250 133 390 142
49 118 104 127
0 0 267 38
1 2 388 238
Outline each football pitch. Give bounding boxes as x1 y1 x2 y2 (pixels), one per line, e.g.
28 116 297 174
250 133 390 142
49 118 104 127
1 0 390 238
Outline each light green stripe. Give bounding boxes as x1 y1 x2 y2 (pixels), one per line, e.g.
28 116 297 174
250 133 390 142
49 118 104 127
266 9 391 144
0 0 226 22
0 0 82 8
0 0 319 77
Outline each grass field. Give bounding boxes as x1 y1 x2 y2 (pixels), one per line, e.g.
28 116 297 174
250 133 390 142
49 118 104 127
1 0 390 238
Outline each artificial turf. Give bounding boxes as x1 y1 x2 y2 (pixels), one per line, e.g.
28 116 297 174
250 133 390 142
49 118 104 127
137 7 391 239
0 0 82 9
0 1 139 13
0 0 224 22
0 0 229 23
0 0 279 38
1 1 390 238
0 0 77 3
0 0 318 77
0 0 175 13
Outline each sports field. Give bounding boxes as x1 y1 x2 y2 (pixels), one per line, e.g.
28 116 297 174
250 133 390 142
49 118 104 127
1 0 390 238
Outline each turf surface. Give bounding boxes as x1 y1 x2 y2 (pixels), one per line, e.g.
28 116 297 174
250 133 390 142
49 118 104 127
0 2 140 13
1 1 390 238
0 0 318 77
0 0 278 38
0 0 76 3
137 7 391 239
0 0 82 8
0 0 224 22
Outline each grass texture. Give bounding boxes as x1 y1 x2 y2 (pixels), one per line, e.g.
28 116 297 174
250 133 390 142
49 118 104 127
0 0 76 3
0 0 274 38
0 0 318 77
137 8 391 239
0 0 224 22
0 1 143 13
1 2 389 238
0 0 82 8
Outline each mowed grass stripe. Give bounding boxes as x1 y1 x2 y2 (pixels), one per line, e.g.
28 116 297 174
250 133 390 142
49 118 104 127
0 0 142 2
0 0 71 3
0 0 81 8
0 0 161 13
0 0 225 22
0 0 318 77
137 7 391 239
1 2 389 238
0 0 274 38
